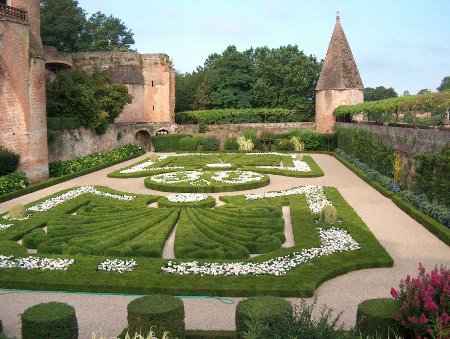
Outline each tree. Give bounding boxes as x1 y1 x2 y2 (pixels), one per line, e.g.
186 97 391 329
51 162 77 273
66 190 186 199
403 90 411 96
46 69 132 129
175 70 205 112
417 88 431 95
251 45 321 110
83 12 135 51
437 76 450 92
364 86 398 101
40 0 86 52
40 1 134 52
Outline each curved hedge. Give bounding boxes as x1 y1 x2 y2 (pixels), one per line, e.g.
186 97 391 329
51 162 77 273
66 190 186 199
157 196 216 209
127 295 185 338
235 296 293 337
21 302 78 339
0 240 28 256
175 108 313 125
144 171 270 193
356 298 401 338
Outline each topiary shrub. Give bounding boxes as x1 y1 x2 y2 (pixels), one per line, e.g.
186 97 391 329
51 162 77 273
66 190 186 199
235 296 293 337
21 302 78 339
178 137 198 152
201 136 220 151
0 146 20 176
356 298 401 338
319 205 338 224
0 240 27 256
224 138 239 151
127 295 185 338
153 134 192 152
9 204 26 219
23 229 49 249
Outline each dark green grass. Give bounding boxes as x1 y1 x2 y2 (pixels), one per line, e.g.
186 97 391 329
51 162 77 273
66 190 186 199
0 186 392 296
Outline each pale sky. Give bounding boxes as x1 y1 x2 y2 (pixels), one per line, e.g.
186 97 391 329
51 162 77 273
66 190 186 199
77 0 450 95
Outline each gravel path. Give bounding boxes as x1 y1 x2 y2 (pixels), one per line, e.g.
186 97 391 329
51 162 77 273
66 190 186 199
1 153 449 338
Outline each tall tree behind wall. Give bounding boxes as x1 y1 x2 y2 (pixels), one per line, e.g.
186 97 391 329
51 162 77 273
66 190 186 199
40 0 135 52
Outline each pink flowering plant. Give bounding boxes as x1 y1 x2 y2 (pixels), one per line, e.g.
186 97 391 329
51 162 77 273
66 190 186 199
390 263 449 338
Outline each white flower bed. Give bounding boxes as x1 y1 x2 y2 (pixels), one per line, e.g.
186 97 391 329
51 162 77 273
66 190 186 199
120 160 184 174
205 163 233 168
245 185 332 214
166 193 208 203
0 224 13 230
158 153 220 160
256 154 311 172
149 171 205 185
98 259 137 273
0 255 74 270
161 227 360 276
2 186 135 224
210 170 265 184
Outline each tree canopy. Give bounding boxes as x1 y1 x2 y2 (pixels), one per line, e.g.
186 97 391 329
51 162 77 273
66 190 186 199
175 45 321 113
437 76 450 92
40 0 134 52
46 69 132 130
364 86 398 101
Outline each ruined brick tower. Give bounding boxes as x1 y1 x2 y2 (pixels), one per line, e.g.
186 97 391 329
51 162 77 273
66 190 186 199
0 0 49 182
315 12 364 133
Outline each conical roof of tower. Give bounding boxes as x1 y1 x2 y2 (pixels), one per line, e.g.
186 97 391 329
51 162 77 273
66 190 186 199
316 13 363 90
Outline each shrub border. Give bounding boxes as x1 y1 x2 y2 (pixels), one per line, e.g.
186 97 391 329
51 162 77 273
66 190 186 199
333 152 450 246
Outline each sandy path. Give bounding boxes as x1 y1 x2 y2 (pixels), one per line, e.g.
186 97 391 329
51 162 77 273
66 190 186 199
0 153 449 338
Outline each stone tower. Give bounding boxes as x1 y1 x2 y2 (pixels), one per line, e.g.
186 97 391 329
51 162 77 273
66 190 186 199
0 0 49 182
315 12 364 133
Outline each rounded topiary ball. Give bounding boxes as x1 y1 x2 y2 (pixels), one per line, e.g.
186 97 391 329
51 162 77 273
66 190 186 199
127 294 185 338
356 298 401 338
320 204 338 224
235 296 293 337
21 302 78 339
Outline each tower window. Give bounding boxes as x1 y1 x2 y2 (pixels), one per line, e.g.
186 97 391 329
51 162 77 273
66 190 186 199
153 105 155 111
151 81 154 87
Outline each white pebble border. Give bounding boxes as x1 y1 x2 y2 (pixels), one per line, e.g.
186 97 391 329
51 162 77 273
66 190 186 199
0 255 74 270
205 163 233 168
98 259 137 273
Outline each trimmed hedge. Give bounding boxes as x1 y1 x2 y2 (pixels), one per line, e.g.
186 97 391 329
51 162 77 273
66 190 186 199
201 136 220 151
0 172 29 196
178 137 198 151
235 296 293 337
153 134 192 152
175 108 313 125
49 144 144 177
356 298 401 338
272 130 337 152
0 240 28 256
127 295 185 338
21 302 78 339
0 147 20 176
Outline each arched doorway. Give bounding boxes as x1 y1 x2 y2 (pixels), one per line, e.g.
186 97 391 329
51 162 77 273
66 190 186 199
135 130 152 150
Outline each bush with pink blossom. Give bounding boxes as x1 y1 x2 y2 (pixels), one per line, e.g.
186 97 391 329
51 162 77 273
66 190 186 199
390 263 449 338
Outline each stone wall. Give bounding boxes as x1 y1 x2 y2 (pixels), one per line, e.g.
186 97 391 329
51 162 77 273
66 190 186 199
48 122 315 161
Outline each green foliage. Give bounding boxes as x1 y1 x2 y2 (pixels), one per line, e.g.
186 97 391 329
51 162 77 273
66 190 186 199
437 76 450 92
175 206 284 259
224 138 239 151
157 196 215 209
273 130 336 151
320 205 339 224
274 138 295 151
336 128 394 177
9 204 26 219
201 136 220 151
0 172 29 196
127 295 185 339
414 146 450 207
175 71 205 112
364 86 398 102
334 91 450 124
175 108 312 124
356 299 402 338
47 117 82 131
251 45 322 111
21 302 78 339
83 12 134 51
0 240 28 256
0 146 20 176
46 69 132 129
49 144 144 177
198 122 208 133
152 134 192 152
235 296 293 338
40 0 134 52
178 137 198 152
